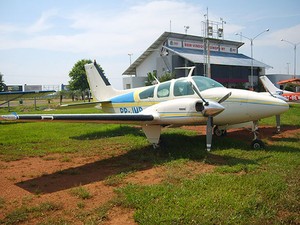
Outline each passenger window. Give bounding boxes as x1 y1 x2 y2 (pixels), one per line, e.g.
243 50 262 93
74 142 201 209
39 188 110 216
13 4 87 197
173 80 194 96
157 82 171 98
139 86 155 99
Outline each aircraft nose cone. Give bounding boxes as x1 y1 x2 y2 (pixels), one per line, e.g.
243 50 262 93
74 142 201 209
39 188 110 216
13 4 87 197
272 97 289 114
247 93 290 120
203 101 225 117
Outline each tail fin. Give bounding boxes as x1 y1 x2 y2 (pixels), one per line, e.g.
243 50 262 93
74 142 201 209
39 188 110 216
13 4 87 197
84 61 122 101
260 76 283 95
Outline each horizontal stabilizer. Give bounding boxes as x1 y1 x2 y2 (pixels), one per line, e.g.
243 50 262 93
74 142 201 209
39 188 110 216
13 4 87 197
60 101 111 108
0 90 56 105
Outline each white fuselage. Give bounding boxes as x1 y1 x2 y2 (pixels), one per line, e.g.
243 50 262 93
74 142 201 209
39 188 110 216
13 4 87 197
102 79 289 127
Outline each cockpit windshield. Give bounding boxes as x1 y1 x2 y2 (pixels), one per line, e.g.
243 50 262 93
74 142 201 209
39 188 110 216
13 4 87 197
192 76 224 91
139 76 224 100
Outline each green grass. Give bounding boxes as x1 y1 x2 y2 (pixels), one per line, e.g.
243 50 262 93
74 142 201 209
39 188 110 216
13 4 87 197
70 185 93 200
0 197 5 209
0 202 62 225
104 172 132 187
0 103 299 224
117 172 287 224
0 122 148 161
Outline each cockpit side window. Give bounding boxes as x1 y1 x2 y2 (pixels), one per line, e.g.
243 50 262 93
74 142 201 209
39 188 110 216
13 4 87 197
173 80 194 96
139 86 155 99
157 82 171 98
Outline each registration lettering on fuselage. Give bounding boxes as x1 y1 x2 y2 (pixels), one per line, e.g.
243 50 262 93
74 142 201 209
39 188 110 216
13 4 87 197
120 106 143 114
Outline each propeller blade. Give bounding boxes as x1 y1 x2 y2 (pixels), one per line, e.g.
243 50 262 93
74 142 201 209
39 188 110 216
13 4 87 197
189 80 209 106
218 92 232 103
276 115 281 133
188 79 226 152
206 116 213 151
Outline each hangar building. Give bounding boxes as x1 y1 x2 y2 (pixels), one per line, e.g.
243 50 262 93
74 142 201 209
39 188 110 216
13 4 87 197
122 32 271 90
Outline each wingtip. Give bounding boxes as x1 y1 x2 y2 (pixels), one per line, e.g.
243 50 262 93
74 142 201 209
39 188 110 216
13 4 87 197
0 113 18 120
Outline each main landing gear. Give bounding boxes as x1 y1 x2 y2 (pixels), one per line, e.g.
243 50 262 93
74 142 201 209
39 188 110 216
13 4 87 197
213 126 227 137
213 122 266 150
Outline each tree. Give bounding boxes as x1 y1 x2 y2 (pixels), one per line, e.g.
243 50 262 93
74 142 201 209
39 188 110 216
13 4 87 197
69 59 91 91
145 71 158 86
68 59 105 100
68 59 105 91
0 72 6 92
159 72 175 82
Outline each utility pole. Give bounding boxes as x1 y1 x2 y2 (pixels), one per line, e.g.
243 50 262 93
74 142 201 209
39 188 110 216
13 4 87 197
281 39 300 78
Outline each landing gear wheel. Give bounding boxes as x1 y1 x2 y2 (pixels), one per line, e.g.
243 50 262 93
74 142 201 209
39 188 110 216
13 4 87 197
213 126 227 137
251 139 265 150
152 143 160 149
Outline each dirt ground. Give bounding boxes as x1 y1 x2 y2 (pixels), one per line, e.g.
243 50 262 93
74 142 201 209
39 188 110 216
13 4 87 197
0 125 299 224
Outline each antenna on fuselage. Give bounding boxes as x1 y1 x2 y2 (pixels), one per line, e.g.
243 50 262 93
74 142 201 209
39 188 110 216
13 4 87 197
175 66 196 77
151 74 160 84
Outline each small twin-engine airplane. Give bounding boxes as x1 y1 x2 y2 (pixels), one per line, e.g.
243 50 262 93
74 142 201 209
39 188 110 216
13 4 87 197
260 75 300 102
1 62 289 151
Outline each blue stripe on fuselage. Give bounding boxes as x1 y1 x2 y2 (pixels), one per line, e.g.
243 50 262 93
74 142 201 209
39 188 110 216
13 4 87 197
110 92 134 103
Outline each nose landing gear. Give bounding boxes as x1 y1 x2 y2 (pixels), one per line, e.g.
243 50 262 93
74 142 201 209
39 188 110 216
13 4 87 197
251 121 265 150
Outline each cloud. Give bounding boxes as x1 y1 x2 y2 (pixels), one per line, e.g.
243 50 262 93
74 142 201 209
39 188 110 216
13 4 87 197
27 9 59 33
0 1 207 55
256 24 300 47
0 23 19 34
272 24 300 46
0 0 248 59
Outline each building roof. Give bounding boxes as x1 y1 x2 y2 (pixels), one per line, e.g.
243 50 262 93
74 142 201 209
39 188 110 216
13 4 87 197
277 78 300 86
123 32 171 75
165 46 272 68
122 31 270 75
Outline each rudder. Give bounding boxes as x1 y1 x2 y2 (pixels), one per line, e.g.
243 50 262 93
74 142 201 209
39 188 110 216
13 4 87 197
84 61 121 101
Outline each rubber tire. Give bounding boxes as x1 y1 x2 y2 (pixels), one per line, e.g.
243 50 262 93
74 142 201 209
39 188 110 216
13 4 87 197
213 126 226 137
251 139 265 150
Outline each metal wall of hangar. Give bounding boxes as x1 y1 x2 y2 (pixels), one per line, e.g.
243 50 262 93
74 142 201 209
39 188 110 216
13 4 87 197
122 32 271 89
165 46 271 87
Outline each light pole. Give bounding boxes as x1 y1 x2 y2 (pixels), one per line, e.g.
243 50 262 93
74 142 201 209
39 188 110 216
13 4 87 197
236 29 269 90
128 53 133 65
287 62 290 75
184 25 190 34
281 39 300 78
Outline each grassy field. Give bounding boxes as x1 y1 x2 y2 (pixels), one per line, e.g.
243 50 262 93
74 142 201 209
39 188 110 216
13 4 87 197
0 103 299 224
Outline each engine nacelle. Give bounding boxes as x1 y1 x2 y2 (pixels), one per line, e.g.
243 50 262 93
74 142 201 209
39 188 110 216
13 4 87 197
142 98 205 125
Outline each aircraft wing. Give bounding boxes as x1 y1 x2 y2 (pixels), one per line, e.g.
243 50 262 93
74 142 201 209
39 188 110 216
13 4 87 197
1 113 155 124
0 90 56 105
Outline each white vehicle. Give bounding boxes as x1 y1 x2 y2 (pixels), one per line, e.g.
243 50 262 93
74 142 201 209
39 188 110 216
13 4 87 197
1 62 289 151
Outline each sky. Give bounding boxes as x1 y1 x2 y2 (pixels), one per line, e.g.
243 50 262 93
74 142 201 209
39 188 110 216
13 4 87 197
0 0 300 89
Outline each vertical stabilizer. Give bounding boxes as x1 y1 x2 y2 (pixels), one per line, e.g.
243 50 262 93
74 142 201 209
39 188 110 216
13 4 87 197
84 61 122 101
260 76 283 94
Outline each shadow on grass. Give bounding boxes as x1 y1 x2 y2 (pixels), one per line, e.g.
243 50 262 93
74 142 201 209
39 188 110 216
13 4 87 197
0 121 28 125
270 137 300 142
263 143 300 153
15 129 271 194
70 125 145 140
219 125 300 151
